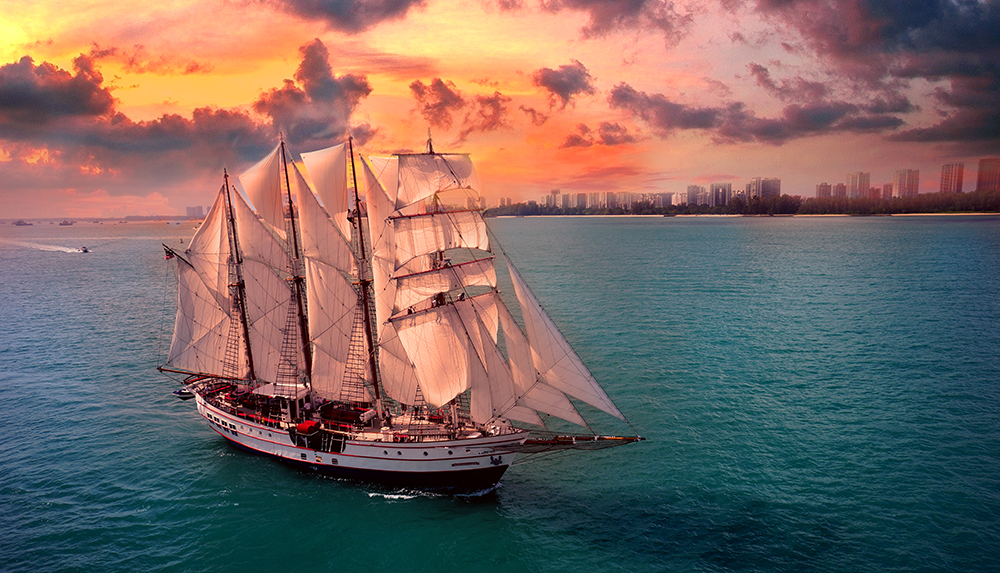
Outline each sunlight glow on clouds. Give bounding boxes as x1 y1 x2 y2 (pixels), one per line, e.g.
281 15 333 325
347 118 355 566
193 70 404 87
1 0 997 217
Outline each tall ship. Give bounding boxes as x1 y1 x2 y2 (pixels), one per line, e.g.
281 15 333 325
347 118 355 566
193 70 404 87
160 138 642 491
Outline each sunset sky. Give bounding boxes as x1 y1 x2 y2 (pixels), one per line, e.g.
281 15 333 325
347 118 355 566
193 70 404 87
1 0 997 218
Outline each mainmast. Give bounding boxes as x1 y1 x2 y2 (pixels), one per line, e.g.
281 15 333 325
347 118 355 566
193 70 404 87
348 136 383 408
280 138 313 385
223 169 257 383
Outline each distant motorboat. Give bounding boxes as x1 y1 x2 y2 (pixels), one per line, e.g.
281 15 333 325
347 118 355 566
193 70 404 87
14 220 32 226
59 220 74 226
78 246 90 253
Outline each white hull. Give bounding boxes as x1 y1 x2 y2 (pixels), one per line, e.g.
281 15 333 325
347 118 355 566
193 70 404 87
195 395 526 491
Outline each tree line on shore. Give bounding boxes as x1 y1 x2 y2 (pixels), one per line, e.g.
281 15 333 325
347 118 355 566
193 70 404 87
485 189 1000 217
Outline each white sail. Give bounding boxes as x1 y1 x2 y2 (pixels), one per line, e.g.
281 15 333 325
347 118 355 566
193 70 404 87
505 255 625 421
393 257 495 315
300 143 351 241
165 189 242 377
497 301 586 427
238 144 285 237
394 154 479 209
305 258 358 399
392 306 471 407
361 157 398 339
375 321 423 407
294 158 359 399
454 294 540 425
232 191 299 385
293 161 354 274
391 211 489 271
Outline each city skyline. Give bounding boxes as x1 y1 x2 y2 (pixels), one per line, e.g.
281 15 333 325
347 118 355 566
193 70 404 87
2 1 998 218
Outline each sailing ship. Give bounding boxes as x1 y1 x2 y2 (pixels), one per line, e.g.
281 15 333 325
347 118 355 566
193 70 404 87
160 137 642 491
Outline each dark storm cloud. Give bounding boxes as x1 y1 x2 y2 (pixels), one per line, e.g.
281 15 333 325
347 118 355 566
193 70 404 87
253 39 372 146
747 62 828 102
609 82 904 144
540 0 693 44
745 0 1000 149
0 41 372 194
410 78 466 130
608 83 720 132
0 54 115 126
532 60 596 109
271 0 426 33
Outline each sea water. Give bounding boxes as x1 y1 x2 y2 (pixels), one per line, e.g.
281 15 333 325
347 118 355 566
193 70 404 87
1 215 998 572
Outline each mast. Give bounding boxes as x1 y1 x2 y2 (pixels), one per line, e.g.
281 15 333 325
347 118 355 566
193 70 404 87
348 136 383 406
223 169 257 383
280 138 313 385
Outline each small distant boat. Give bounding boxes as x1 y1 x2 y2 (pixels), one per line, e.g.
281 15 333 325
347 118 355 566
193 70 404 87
173 387 195 400
78 246 90 253
14 220 32 226
59 220 74 226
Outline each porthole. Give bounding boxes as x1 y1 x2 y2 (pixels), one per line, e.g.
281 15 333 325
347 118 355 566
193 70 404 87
447 450 453 455
397 451 402 456
383 450 388 455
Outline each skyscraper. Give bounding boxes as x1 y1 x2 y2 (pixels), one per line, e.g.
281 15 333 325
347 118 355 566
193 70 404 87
761 178 781 198
977 158 1000 191
710 183 732 206
893 169 920 197
848 172 870 199
940 163 964 193
816 183 832 198
687 185 705 205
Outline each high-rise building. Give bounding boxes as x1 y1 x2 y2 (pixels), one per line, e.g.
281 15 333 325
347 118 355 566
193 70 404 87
710 183 732 206
848 172 870 199
977 158 1000 191
761 178 781 198
940 163 964 193
893 169 920 198
883 183 893 198
816 183 832 198
687 185 705 205
833 183 847 197
186 206 204 218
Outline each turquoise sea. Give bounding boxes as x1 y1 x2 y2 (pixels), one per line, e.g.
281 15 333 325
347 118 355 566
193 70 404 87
1 215 999 572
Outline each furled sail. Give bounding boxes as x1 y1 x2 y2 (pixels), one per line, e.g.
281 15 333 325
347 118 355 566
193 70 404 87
165 188 243 378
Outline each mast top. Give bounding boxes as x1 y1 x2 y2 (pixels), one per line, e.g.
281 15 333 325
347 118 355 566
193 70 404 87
426 129 434 154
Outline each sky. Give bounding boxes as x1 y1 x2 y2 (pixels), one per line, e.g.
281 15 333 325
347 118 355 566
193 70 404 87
1 0 998 218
